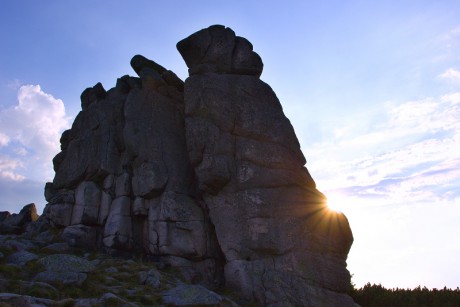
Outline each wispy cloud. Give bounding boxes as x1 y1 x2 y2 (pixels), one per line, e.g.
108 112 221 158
0 132 9 147
0 154 24 181
0 85 70 182
439 68 460 81
308 92 460 206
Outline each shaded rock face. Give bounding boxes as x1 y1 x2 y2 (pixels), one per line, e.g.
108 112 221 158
46 56 224 288
44 24 354 306
178 25 354 306
0 203 38 234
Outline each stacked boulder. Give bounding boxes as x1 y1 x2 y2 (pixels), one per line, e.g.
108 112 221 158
44 25 354 306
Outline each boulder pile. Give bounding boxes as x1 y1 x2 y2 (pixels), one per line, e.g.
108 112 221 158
32 25 353 306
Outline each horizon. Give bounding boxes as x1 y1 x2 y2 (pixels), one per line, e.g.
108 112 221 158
1 0 459 290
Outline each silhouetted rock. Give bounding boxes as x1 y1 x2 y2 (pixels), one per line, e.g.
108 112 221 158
180 25 353 306
43 53 224 289
0 203 38 234
36 25 354 306
177 25 263 77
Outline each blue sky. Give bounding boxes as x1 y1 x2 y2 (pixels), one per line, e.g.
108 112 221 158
1 0 459 289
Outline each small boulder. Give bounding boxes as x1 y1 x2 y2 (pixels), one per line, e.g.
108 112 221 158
37 254 96 273
6 251 39 266
138 268 162 288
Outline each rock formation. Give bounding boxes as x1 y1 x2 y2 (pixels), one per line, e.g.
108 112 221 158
0 203 38 234
42 25 354 306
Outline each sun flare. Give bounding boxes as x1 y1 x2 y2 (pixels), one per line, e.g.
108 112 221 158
326 193 347 213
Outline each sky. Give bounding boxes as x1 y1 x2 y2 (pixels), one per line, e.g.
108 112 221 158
1 0 459 290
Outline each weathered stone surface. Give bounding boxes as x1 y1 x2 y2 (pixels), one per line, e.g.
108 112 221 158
81 82 106 110
6 251 39 266
47 202 73 227
51 80 127 189
103 196 132 249
41 242 73 253
98 191 112 224
34 270 87 287
0 211 10 222
45 52 221 284
177 25 263 77
0 280 59 300
0 293 70 307
62 224 99 249
138 268 162 288
40 25 355 306
71 181 101 226
33 254 95 287
0 236 37 251
115 172 131 197
162 284 224 306
180 25 353 306
130 54 166 77
0 203 39 234
148 191 207 258
37 254 96 272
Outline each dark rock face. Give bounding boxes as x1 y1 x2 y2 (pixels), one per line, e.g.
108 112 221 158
177 25 263 77
45 56 223 288
0 203 38 234
179 25 354 306
42 25 354 306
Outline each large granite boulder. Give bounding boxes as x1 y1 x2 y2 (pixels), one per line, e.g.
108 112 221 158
178 25 354 306
42 25 354 305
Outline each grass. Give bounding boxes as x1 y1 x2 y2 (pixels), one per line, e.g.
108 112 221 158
0 234 231 306
0 264 22 279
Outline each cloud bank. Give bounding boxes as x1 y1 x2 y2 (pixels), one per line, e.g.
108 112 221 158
308 92 460 206
0 85 70 211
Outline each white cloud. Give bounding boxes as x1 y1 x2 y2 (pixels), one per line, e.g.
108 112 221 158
0 132 9 147
0 154 24 181
308 92 460 206
1 171 25 181
0 85 70 182
439 68 460 81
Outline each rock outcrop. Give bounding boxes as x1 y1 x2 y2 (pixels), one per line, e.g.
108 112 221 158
40 24 354 306
0 203 38 234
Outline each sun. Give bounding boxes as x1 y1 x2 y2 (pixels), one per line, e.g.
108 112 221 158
325 193 347 213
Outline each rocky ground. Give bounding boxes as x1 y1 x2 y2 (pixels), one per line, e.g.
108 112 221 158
0 219 242 306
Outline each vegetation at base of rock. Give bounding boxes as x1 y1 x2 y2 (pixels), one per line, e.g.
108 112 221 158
350 283 460 307
0 231 243 306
